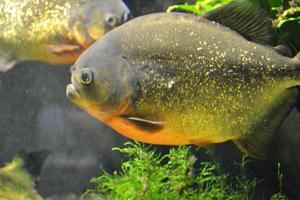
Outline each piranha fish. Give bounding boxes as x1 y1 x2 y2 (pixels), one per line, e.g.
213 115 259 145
66 0 300 159
0 0 131 72
0 149 50 200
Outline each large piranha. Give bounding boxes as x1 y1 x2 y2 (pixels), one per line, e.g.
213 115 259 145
66 0 300 159
0 0 131 71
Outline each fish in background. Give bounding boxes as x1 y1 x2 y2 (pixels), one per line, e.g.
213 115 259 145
0 0 131 72
0 149 50 200
66 0 300 160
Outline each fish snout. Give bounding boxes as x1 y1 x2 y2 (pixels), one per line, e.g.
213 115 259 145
66 71 82 100
66 83 79 100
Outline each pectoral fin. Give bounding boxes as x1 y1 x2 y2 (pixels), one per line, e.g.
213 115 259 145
122 116 166 132
233 87 299 159
0 52 17 72
44 44 81 54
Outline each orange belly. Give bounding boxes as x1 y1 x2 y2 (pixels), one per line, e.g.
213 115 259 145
84 106 233 146
106 117 191 145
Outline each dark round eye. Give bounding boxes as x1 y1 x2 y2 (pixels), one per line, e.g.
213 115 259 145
105 15 117 26
80 70 93 85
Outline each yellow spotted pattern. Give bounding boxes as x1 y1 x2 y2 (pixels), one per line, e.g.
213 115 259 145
0 0 84 63
117 14 298 144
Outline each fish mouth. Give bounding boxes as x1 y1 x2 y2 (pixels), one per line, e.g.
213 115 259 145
66 83 80 100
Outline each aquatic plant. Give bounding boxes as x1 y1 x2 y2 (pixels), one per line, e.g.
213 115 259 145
82 142 290 199
166 0 232 15
270 163 288 200
82 142 263 200
167 0 232 15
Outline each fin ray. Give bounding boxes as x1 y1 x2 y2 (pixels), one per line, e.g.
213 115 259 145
122 116 166 132
202 0 276 45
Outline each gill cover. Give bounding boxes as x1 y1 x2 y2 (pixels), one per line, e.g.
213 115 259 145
69 31 140 115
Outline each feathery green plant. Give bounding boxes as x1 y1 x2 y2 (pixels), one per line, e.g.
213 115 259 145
270 163 288 200
166 0 232 15
82 142 261 200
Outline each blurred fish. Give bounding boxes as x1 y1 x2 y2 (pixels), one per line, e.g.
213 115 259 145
0 149 50 200
0 0 131 71
66 0 300 159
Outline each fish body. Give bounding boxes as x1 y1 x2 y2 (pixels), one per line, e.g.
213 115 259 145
0 0 131 71
67 1 300 159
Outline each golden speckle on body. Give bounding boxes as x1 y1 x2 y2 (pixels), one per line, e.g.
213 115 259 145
118 14 297 143
68 13 300 147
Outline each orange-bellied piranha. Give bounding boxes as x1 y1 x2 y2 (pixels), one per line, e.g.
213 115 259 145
66 0 300 159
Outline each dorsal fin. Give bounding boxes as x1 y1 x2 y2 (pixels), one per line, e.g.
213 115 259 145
202 0 276 46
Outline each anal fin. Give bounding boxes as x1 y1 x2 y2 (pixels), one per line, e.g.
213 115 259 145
233 87 299 159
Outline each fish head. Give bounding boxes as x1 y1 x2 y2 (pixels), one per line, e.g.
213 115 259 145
42 0 130 65
66 34 139 121
67 0 131 48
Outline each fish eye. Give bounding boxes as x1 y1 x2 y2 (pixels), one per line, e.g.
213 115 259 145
105 15 117 26
80 70 93 85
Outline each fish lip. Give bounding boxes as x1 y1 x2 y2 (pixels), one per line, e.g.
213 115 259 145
66 73 83 99
66 83 80 100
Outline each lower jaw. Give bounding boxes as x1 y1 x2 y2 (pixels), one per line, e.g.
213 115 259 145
66 84 80 99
